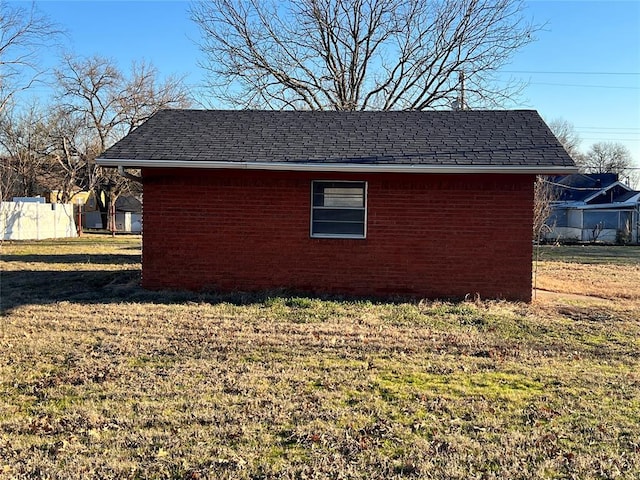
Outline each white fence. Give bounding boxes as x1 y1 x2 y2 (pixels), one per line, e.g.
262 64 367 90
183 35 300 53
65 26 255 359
1 201 77 240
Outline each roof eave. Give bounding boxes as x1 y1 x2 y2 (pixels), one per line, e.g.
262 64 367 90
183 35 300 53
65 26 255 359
578 202 639 210
96 158 578 175
582 181 633 203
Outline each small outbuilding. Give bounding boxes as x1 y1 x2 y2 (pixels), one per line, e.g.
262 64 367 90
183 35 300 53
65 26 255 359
97 109 576 301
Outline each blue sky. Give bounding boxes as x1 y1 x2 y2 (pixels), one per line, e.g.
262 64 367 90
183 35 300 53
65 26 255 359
14 0 640 165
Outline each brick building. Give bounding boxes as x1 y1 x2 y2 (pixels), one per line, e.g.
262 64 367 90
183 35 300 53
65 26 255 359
97 110 576 301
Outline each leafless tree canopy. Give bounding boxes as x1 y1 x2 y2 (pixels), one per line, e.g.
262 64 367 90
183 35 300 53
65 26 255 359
0 104 49 199
533 175 556 241
546 121 638 187
191 0 539 110
577 141 634 176
579 141 638 188
547 118 582 161
55 55 192 152
52 55 192 212
0 1 61 113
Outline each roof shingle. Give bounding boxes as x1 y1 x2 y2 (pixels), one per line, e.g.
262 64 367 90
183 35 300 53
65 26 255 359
97 109 576 171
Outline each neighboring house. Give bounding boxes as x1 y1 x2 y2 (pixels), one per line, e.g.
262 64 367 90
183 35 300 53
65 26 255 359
96 109 576 301
113 195 143 233
82 193 143 232
544 173 640 244
48 190 142 232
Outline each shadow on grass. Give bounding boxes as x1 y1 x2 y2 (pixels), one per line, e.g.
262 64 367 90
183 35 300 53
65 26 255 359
537 245 640 265
1 270 143 312
1 254 141 265
0 269 418 313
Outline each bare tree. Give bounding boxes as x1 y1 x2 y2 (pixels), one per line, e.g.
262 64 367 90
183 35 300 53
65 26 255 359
580 142 632 174
55 55 192 151
118 60 194 133
54 55 123 153
54 55 191 227
39 108 101 203
547 118 582 161
0 103 49 200
190 0 540 110
0 154 15 201
577 141 638 187
532 175 557 295
0 1 61 113
532 176 556 242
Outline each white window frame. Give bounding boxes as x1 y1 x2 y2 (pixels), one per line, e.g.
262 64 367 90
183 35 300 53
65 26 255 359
310 180 367 239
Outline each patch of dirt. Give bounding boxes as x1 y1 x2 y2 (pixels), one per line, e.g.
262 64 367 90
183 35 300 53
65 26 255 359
533 289 639 322
533 289 615 306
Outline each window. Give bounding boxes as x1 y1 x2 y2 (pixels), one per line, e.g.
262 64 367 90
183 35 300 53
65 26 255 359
546 208 568 227
311 181 366 238
583 211 619 230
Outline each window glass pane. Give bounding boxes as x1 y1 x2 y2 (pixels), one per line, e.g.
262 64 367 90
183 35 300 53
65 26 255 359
313 208 365 222
313 182 364 207
546 208 568 227
312 221 365 236
312 193 325 206
324 188 363 207
583 211 618 229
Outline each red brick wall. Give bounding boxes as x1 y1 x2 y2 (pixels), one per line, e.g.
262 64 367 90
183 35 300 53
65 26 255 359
141 168 535 301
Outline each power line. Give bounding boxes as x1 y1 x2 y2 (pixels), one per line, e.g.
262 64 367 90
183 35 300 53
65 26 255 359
577 126 640 131
503 70 640 76
530 82 640 90
577 131 640 137
581 138 640 142
580 133 640 136
542 179 601 191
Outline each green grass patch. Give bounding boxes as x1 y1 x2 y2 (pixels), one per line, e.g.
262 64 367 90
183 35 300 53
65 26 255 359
378 370 543 403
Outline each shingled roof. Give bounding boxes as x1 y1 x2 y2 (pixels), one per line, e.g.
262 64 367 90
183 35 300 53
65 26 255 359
97 109 577 174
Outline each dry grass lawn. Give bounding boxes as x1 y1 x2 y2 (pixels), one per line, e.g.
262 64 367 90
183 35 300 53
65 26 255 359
1 237 639 479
